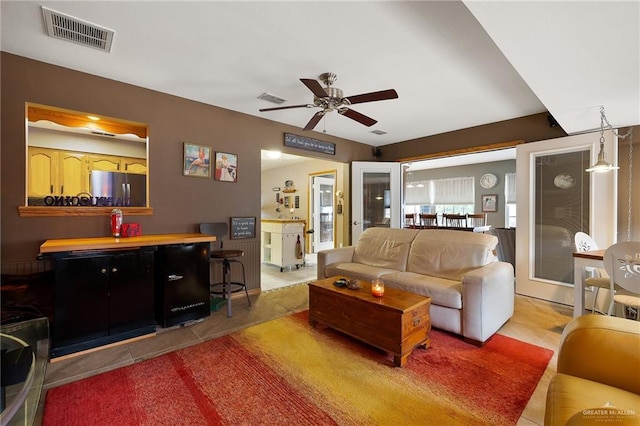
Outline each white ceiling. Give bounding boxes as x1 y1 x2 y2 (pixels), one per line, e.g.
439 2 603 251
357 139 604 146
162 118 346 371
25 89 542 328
2 1 638 147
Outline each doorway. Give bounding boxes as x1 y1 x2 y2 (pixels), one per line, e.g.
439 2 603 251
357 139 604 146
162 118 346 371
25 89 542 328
260 151 343 291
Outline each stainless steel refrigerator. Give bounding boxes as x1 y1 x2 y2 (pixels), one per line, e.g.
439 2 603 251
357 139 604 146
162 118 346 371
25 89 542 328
90 171 147 207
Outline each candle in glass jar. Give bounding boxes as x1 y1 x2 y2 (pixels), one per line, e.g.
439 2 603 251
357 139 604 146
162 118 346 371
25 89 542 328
372 279 384 297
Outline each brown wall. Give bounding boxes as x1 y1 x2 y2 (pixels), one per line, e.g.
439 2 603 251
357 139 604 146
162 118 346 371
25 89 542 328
0 53 371 271
379 113 567 161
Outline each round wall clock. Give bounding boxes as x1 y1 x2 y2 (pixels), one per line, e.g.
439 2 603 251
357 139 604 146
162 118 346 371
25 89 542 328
480 173 498 189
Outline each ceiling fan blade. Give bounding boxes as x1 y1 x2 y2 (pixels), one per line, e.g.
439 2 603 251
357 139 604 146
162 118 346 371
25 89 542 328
300 78 328 98
345 89 398 105
303 111 325 131
339 108 377 127
259 104 311 112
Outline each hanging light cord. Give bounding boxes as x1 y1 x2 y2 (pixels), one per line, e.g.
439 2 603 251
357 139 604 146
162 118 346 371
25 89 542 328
626 129 634 241
600 106 635 241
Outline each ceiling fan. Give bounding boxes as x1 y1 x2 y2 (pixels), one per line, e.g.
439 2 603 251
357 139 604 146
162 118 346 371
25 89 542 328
259 72 398 131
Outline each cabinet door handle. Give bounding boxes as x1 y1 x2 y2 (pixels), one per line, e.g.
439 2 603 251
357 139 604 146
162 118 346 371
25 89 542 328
101 268 107 274
168 274 183 281
50 184 53 194
60 185 64 194
112 267 118 273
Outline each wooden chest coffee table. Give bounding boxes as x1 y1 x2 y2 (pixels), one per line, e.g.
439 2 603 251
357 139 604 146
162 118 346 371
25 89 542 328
308 276 431 367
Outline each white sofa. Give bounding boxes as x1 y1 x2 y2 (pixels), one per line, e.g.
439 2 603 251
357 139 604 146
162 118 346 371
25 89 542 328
317 227 515 344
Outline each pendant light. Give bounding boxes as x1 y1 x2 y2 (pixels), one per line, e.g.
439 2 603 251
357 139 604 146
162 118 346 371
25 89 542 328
586 106 619 173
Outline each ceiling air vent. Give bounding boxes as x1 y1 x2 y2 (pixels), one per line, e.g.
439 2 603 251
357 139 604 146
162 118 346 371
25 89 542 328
42 6 115 53
258 93 286 105
371 129 388 135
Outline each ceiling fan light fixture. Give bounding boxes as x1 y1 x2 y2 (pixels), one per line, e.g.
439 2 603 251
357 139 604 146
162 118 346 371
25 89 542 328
259 72 398 131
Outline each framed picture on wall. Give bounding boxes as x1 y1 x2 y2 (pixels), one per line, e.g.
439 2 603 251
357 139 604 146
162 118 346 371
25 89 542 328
214 152 238 182
482 194 498 212
183 142 212 177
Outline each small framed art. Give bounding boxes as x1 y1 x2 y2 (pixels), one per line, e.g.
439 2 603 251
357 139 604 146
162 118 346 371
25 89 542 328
482 194 498 212
183 142 211 178
230 217 256 239
214 152 238 182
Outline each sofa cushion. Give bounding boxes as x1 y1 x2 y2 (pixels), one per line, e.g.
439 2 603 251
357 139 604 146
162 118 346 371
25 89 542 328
381 271 462 309
352 227 419 272
407 230 498 281
325 263 398 281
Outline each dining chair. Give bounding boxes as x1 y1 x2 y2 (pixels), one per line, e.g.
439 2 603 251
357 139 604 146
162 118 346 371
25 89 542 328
603 241 640 320
574 232 610 314
405 213 417 228
466 213 487 227
443 214 466 228
419 213 438 228
200 222 251 317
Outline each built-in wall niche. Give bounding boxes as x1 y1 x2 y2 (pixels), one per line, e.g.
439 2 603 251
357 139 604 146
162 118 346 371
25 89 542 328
19 103 153 217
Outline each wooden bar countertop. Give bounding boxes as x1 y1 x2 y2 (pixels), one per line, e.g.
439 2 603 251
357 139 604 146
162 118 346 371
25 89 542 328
40 233 216 254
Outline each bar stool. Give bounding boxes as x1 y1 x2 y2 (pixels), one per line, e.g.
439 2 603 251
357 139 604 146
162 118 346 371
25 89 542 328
199 222 251 317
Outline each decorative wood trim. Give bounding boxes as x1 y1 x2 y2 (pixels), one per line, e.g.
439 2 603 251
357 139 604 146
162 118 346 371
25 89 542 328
27 104 148 139
18 206 154 217
395 140 524 163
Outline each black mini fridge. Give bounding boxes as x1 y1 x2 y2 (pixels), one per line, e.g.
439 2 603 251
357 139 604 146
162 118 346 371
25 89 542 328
155 243 210 327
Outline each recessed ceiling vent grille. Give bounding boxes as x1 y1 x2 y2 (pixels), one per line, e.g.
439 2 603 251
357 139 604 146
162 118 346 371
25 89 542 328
371 129 388 135
258 93 286 105
42 6 114 53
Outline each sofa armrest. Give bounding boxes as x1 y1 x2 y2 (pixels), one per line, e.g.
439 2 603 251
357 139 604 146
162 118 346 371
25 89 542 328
557 314 640 394
461 261 515 343
316 246 355 280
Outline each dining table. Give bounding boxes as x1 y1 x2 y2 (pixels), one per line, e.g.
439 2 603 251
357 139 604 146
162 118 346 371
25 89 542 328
572 249 606 317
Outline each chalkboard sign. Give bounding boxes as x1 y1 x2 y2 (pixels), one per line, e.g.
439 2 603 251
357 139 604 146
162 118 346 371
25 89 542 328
284 133 335 155
230 217 256 239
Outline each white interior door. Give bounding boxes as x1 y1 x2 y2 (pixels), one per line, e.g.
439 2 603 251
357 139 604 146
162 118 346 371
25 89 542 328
351 161 401 242
312 176 334 252
515 132 617 305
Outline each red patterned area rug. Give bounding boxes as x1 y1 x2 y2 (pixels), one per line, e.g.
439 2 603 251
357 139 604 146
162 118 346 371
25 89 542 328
43 311 553 425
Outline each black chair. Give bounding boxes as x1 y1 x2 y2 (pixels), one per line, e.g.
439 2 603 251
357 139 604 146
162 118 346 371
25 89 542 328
199 222 250 317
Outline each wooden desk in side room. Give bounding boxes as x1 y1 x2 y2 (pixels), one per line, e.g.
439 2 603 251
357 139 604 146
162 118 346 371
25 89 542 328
573 249 605 317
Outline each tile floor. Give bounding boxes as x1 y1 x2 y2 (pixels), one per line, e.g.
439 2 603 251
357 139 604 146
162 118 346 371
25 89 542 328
260 253 317 291
40 257 574 426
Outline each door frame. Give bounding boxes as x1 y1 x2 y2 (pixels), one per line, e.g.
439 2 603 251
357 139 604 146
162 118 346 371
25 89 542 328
309 171 336 253
351 161 402 242
515 131 617 305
